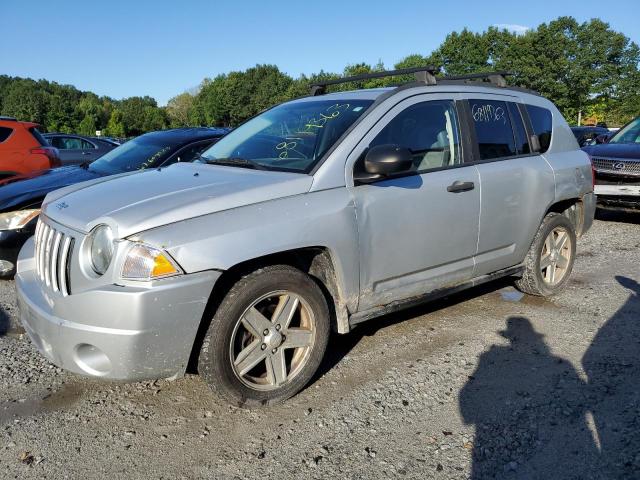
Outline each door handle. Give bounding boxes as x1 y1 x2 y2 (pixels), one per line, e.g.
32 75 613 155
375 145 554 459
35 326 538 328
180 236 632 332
447 181 475 193
82 152 93 155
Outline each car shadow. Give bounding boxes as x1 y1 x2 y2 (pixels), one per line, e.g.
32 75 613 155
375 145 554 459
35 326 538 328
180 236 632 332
459 275 640 479
595 208 640 225
0 306 11 337
313 277 514 383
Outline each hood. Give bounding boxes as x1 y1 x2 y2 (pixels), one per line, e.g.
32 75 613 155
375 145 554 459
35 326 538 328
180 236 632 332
582 143 640 160
0 165 103 212
42 162 313 238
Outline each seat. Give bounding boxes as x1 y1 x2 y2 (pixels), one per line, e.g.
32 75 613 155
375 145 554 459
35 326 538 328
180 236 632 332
418 130 450 171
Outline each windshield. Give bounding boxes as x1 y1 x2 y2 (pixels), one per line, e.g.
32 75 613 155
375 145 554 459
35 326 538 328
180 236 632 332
199 99 373 173
88 136 175 175
609 117 640 144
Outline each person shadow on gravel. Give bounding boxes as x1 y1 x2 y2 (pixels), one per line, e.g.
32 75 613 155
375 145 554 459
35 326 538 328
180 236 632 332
459 316 601 479
582 275 640 478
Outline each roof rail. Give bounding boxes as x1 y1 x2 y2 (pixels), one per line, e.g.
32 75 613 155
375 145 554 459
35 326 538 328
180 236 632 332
309 68 515 95
441 71 512 87
310 66 440 96
0 116 17 122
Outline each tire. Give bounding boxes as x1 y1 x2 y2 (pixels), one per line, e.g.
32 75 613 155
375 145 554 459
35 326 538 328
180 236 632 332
198 265 330 407
515 213 577 297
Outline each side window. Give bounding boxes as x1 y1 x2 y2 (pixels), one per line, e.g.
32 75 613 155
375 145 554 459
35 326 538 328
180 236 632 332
370 100 461 172
507 103 530 155
62 137 83 149
469 99 517 160
165 141 213 165
80 139 96 149
0 127 13 143
48 137 63 148
526 105 553 153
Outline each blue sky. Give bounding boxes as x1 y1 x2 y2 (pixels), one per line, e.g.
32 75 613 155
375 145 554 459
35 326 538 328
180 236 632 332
2 0 638 105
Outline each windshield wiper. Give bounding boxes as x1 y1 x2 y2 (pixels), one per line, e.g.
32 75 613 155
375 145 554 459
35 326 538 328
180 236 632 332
202 157 268 170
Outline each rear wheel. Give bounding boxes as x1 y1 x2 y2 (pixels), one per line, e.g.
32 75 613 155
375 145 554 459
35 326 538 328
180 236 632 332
198 265 330 406
515 213 577 296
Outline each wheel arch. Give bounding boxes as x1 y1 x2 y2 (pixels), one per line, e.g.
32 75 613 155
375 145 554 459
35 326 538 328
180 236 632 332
187 246 351 373
545 197 587 237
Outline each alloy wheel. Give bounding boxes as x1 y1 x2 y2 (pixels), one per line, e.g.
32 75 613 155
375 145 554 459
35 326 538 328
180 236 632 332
229 291 316 391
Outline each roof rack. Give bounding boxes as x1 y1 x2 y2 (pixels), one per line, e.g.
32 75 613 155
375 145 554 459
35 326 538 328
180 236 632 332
441 71 512 87
310 66 440 96
309 67 514 95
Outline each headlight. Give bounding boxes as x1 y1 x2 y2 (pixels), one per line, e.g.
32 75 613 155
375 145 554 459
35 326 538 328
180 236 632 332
88 225 114 275
121 243 181 281
0 209 40 231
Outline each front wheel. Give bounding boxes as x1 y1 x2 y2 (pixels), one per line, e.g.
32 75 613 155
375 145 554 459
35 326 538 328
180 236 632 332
515 213 577 296
198 265 330 406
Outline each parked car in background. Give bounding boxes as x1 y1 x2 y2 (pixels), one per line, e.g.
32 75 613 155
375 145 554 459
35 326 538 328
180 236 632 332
44 133 118 165
14 68 595 406
0 127 229 276
583 116 640 210
571 126 611 147
0 116 60 179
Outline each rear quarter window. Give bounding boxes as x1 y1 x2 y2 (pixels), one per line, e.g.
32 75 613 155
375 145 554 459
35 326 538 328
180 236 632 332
0 127 13 143
526 105 553 153
28 127 48 146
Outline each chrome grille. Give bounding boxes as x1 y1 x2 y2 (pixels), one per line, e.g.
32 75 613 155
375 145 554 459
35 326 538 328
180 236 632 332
592 157 640 177
34 218 74 296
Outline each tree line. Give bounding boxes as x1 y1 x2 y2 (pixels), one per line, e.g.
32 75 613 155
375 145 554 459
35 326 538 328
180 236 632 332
1 16 639 136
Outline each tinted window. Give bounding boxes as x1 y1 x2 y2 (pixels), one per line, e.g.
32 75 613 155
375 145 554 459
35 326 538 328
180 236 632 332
609 117 640 144
507 103 530 155
29 127 48 146
370 100 461 172
0 127 12 143
526 105 553 152
170 140 214 164
54 137 94 149
88 135 176 175
470 100 517 160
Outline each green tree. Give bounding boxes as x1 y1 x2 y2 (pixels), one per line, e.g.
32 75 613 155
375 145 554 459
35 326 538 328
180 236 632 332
166 92 194 127
77 114 97 136
105 109 125 137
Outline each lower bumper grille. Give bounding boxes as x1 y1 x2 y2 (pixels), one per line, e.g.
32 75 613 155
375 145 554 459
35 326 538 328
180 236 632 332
34 218 74 296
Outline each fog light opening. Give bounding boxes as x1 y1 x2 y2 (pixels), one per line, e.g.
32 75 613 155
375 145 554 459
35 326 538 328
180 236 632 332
74 344 112 376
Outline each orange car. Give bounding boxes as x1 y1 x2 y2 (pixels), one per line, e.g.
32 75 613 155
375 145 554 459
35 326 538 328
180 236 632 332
0 116 61 179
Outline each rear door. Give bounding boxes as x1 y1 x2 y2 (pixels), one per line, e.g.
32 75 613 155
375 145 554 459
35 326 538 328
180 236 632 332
348 94 481 311
464 95 555 276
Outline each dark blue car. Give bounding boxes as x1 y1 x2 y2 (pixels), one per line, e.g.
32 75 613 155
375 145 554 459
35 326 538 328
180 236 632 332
582 117 640 212
0 127 229 276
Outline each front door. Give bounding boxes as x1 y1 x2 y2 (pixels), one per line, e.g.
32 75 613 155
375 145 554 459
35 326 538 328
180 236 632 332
348 95 481 312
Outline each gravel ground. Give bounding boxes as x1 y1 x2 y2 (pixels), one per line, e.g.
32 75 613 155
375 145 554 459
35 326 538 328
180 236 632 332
0 211 639 479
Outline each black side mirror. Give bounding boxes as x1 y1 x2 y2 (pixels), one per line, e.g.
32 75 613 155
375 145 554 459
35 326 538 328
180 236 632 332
355 144 413 183
595 134 610 144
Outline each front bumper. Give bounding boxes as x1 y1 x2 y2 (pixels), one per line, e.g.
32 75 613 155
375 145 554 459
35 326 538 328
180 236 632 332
16 237 220 381
594 184 640 210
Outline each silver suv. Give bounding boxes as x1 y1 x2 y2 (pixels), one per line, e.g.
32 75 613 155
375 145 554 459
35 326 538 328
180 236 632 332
15 68 595 406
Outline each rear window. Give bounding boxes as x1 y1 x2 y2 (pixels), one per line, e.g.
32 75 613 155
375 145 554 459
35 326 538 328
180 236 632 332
470 100 517 160
0 127 12 143
526 105 553 153
28 127 48 146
